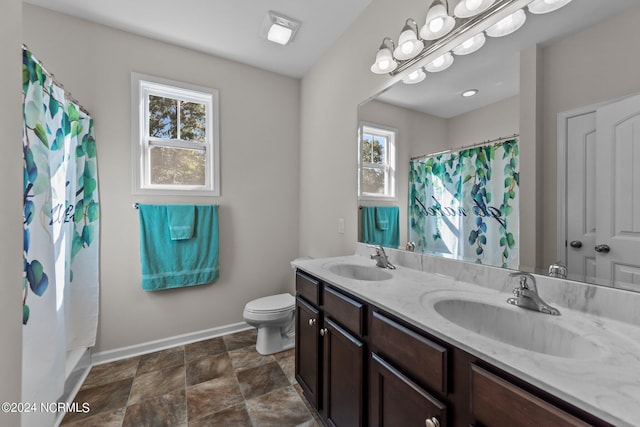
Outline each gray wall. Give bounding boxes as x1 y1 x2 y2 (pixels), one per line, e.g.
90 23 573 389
0 1 23 425
23 4 301 355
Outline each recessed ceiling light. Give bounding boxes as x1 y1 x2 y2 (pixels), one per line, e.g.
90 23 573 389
261 11 300 46
462 89 479 97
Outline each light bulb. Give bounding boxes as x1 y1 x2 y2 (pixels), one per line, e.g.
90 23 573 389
465 0 482 11
378 60 390 71
401 42 413 55
432 56 444 68
429 17 444 33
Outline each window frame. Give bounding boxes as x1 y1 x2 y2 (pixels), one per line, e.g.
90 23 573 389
358 122 397 201
131 72 220 196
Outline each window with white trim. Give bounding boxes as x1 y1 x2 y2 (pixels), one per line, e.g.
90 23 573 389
358 123 397 200
132 73 220 196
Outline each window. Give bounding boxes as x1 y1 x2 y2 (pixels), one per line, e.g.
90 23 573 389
358 123 397 200
132 73 220 196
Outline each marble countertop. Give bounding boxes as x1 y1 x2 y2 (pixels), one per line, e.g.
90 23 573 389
291 254 640 427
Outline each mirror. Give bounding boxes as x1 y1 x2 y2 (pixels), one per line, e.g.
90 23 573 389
358 0 640 290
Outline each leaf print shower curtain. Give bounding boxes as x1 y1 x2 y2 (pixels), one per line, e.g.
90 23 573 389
22 49 99 425
409 139 519 268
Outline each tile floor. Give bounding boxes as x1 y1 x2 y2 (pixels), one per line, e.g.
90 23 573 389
60 329 322 426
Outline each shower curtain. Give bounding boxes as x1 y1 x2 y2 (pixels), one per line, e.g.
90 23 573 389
409 139 519 268
22 49 99 425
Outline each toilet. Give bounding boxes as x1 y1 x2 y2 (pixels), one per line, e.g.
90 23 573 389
243 293 295 355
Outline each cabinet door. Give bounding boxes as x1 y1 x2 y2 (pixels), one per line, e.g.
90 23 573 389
369 353 447 427
322 317 365 427
295 296 321 408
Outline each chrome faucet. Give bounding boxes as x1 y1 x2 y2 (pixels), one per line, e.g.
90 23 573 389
507 272 560 316
371 246 396 269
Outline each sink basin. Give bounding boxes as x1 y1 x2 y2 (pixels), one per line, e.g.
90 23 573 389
326 263 393 281
429 296 602 359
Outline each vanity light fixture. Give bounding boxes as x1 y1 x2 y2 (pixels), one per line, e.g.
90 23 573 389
527 0 572 14
370 37 398 74
403 67 427 84
453 32 486 55
462 89 479 97
485 9 526 37
262 11 300 46
394 19 425 60
454 0 496 18
421 0 456 40
425 52 454 73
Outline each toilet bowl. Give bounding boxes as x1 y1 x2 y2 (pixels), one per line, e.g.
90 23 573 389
243 293 295 355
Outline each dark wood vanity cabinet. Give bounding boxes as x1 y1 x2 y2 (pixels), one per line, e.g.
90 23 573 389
294 270 611 427
295 272 365 427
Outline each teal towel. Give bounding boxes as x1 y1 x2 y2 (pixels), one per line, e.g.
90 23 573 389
361 206 400 248
167 204 195 240
375 207 389 230
138 204 219 291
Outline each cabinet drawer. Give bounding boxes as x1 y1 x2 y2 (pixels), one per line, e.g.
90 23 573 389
296 271 320 306
369 353 446 427
370 311 447 394
471 365 591 427
323 286 365 337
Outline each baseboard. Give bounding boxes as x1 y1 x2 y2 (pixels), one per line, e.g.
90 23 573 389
91 321 253 366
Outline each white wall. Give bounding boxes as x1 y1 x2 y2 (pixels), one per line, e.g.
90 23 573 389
23 5 301 354
447 95 519 146
0 1 24 425
540 4 640 269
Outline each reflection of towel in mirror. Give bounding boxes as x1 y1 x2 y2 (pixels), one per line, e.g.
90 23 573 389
167 205 195 240
375 207 389 230
138 204 219 291
361 206 399 248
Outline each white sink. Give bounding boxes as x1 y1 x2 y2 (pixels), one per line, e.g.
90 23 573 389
424 294 602 359
325 263 393 281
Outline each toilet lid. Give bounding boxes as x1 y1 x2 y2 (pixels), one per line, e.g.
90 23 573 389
245 293 295 314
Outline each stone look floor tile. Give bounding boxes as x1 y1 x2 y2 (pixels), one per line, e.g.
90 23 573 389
186 351 234 386
128 364 186 405
62 378 133 424
185 336 227 362
81 357 140 390
229 345 276 371
236 361 291 400
63 328 321 426
186 375 245 421
245 386 314 427
122 389 187 427
136 346 185 375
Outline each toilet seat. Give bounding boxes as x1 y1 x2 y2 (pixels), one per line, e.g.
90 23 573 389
244 293 295 315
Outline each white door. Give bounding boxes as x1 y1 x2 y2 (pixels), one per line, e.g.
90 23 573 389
596 94 640 291
566 112 597 283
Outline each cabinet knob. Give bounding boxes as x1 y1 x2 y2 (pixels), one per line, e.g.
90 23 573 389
320 328 328 337
308 318 317 326
425 417 440 427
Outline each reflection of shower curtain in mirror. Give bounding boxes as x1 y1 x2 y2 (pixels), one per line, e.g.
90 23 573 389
409 139 519 268
22 49 99 426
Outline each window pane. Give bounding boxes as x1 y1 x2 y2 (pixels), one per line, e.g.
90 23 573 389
179 101 206 143
362 134 386 164
150 146 205 186
148 95 177 139
362 167 386 195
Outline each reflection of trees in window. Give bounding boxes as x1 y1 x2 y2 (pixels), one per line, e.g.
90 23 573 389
362 133 387 194
148 95 207 186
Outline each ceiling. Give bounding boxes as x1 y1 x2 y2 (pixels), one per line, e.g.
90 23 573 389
22 0 373 78
376 0 640 118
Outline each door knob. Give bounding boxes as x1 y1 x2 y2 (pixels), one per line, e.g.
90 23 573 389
425 417 440 427
595 244 610 253
569 240 582 248
308 318 317 326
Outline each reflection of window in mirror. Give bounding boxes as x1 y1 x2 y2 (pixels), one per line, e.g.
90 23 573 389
358 123 397 200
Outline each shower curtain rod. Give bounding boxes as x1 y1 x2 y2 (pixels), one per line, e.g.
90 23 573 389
410 133 519 161
22 44 91 116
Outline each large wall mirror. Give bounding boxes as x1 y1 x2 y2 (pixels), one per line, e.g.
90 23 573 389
358 0 640 292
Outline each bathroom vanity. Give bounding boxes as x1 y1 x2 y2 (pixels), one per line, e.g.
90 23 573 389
292 247 640 427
